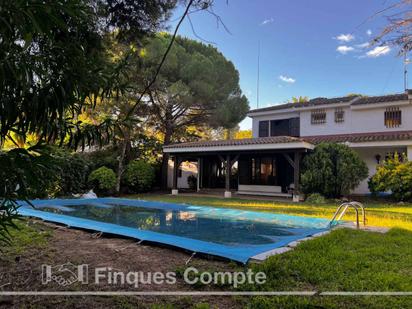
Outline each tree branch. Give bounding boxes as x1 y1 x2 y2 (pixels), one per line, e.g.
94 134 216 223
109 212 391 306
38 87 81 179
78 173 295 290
125 0 195 119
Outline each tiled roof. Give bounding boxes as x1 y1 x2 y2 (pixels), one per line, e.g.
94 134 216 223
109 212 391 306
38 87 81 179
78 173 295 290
351 93 408 105
249 96 359 113
247 102 294 113
163 136 306 149
248 92 410 113
294 95 358 108
164 131 412 151
304 130 412 144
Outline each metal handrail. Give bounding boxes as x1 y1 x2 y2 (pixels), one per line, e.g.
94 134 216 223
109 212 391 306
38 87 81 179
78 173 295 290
329 201 366 228
350 201 367 226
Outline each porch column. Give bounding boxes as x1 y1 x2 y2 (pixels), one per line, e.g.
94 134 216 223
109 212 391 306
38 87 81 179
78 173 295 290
197 158 201 192
293 152 301 202
407 146 412 161
224 154 232 198
172 156 179 195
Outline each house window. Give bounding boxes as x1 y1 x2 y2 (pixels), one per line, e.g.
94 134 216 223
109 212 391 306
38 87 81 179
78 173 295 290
259 121 269 137
335 107 345 123
250 157 277 185
385 107 401 128
311 109 326 124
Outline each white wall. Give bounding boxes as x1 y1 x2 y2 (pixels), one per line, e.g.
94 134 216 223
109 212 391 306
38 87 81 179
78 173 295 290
351 105 412 133
300 107 352 136
251 102 412 138
167 160 198 189
351 146 406 194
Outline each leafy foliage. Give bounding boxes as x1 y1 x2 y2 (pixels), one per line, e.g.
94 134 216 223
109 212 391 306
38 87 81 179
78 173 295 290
123 161 156 192
369 153 412 201
101 0 177 43
80 147 120 171
88 167 117 194
0 146 59 246
301 143 368 198
52 150 90 196
291 96 309 103
0 147 58 199
140 33 249 143
0 0 178 245
305 193 327 204
234 129 252 139
0 199 20 247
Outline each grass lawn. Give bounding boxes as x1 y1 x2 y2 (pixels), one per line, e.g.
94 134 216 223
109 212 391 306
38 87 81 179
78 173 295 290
127 194 412 308
243 228 412 308
129 194 412 231
2 194 411 308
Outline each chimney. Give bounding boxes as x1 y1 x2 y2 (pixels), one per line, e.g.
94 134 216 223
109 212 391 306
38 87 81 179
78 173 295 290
407 89 412 100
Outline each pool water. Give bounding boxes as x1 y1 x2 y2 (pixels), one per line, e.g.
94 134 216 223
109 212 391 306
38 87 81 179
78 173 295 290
40 203 308 246
18 198 331 263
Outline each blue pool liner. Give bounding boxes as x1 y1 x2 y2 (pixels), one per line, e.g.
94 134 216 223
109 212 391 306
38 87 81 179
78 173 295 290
17 198 330 263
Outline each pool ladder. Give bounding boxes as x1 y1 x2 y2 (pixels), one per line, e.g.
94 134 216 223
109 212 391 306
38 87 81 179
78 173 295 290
329 201 366 229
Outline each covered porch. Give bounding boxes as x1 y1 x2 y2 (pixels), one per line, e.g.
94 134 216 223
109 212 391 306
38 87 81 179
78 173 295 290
163 136 314 201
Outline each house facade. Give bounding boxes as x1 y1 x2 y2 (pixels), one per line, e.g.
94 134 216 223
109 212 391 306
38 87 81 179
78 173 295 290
164 91 412 199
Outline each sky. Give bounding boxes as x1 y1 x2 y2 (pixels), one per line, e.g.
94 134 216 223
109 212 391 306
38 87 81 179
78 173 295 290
170 0 406 130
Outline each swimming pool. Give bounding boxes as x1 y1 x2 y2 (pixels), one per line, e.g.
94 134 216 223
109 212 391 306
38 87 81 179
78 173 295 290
18 198 331 263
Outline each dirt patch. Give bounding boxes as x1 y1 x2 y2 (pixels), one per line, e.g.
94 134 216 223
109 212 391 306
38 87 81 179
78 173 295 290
0 219 245 308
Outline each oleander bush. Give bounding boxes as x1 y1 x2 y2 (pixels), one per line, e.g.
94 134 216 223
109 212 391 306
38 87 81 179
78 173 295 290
88 166 117 195
123 160 155 193
301 143 368 198
369 153 412 201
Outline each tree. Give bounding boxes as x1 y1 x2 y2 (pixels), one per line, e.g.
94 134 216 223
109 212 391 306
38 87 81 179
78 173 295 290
369 153 412 201
234 129 253 139
291 96 309 103
0 0 177 245
0 0 178 147
373 0 412 52
138 34 249 187
301 143 368 198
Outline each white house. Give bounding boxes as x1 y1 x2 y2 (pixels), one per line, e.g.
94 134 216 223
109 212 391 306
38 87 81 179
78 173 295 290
164 91 412 198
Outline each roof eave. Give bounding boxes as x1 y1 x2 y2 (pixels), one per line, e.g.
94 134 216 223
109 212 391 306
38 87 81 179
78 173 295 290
163 141 315 153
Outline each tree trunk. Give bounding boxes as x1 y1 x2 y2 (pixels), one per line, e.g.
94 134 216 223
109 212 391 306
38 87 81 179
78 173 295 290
116 132 129 195
160 126 173 190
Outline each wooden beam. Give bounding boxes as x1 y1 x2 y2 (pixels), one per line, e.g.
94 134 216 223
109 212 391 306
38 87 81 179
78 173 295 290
225 154 230 191
293 152 301 193
282 153 295 169
172 156 179 189
197 158 201 191
230 154 239 167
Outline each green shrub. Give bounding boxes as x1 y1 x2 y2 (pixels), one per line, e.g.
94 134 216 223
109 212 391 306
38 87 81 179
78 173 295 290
80 147 118 171
305 193 327 204
301 143 368 198
46 148 90 197
187 175 197 190
369 153 412 201
123 160 155 192
88 167 116 194
57 154 89 196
